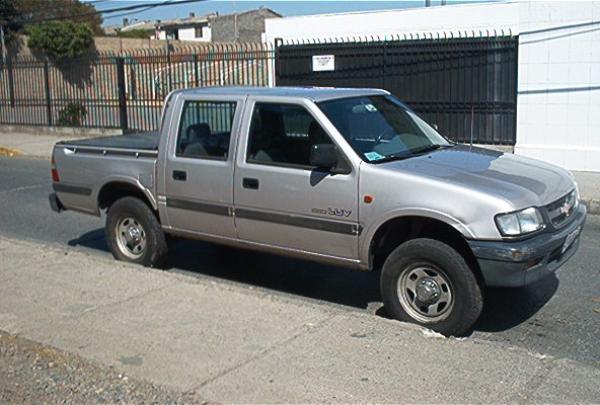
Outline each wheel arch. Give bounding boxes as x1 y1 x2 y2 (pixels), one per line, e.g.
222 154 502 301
97 178 157 214
365 213 483 285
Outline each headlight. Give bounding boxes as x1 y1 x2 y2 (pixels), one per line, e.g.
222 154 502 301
495 207 545 236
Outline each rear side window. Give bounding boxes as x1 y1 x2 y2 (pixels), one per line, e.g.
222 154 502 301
176 100 236 159
247 103 333 167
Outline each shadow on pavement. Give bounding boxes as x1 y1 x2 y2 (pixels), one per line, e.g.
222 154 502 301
67 228 107 250
474 276 559 333
69 230 382 310
68 229 557 333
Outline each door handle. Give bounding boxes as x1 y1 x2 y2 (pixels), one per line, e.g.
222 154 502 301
172 170 187 181
243 177 259 190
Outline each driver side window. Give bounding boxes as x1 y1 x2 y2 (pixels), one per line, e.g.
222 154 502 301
246 103 333 167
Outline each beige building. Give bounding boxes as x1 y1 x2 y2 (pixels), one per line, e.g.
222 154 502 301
118 8 281 43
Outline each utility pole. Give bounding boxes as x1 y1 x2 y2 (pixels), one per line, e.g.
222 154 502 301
0 25 7 65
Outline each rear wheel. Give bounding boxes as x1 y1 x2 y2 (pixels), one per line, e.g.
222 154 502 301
380 238 482 336
105 196 168 268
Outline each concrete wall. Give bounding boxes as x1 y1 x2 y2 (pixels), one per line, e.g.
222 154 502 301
515 1 600 171
265 0 600 172
11 35 215 57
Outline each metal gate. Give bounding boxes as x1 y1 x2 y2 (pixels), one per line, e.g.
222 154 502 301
276 36 518 145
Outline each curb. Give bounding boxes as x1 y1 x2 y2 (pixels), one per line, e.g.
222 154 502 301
582 199 600 216
0 125 123 138
0 146 23 157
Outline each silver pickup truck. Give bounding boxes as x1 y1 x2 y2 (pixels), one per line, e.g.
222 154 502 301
50 87 586 336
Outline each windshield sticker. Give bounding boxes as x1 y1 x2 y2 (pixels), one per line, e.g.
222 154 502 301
364 151 385 161
364 104 378 112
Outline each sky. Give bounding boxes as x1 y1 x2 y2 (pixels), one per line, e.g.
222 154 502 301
93 0 486 26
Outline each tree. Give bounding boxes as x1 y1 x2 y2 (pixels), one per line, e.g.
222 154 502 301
0 0 22 43
16 0 103 35
28 21 94 59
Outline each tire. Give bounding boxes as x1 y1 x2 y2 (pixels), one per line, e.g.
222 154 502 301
380 238 483 336
105 196 168 268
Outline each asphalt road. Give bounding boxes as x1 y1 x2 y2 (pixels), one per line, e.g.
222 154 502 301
1 156 599 368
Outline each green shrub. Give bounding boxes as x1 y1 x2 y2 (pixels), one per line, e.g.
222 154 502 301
58 103 87 127
28 21 93 59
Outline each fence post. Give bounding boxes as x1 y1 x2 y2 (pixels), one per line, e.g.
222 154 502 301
7 55 15 107
166 43 173 91
43 60 52 126
193 53 199 87
382 39 387 90
116 57 128 131
272 38 283 87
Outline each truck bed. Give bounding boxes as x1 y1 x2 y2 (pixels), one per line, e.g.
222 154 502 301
57 131 160 153
52 131 159 216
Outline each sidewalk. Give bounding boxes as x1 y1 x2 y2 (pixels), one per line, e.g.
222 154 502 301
1 130 599 215
0 132 65 158
0 236 599 403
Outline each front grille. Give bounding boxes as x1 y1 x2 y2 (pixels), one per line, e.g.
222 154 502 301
545 190 577 228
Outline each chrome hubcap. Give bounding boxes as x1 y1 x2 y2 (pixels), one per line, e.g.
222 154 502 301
116 217 146 259
397 265 454 323
416 278 441 304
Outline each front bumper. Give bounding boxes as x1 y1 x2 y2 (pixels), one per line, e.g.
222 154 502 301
468 203 587 287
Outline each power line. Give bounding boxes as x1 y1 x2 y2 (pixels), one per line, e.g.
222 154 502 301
6 0 207 24
103 4 163 21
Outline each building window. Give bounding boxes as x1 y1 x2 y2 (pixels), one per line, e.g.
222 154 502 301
194 24 207 38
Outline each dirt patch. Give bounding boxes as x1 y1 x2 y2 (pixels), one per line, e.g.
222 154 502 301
0 331 211 404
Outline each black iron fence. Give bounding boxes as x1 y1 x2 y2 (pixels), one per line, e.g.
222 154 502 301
0 43 274 132
1 36 518 144
276 35 518 145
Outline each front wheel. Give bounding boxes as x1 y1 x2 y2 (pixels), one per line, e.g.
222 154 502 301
105 196 168 268
380 238 483 336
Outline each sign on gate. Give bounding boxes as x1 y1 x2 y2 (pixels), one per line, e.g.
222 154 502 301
312 55 335 72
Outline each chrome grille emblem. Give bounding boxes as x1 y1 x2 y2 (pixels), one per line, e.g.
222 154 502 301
560 200 573 216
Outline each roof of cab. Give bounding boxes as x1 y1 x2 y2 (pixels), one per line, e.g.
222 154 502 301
173 86 389 102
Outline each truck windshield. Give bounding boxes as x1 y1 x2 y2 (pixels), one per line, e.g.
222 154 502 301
318 95 451 163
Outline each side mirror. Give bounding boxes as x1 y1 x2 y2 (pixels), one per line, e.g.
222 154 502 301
309 144 351 174
310 144 338 169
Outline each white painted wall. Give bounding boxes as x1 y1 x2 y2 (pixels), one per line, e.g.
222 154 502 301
264 2 519 42
177 26 211 42
265 0 600 172
154 25 211 42
515 1 600 172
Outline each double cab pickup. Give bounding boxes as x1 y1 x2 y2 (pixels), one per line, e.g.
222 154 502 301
50 87 586 335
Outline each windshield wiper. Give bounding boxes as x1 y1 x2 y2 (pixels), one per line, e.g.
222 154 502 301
372 144 451 164
370 153 413 163
409 144 449 155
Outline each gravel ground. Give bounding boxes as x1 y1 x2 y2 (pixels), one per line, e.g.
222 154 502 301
0 331 208 404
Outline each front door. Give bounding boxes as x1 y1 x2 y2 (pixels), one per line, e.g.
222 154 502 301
234 99 360 260
162 96 241 239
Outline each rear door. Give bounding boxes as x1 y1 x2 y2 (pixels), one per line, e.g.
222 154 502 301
161 95 243 239
233 97 360 260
